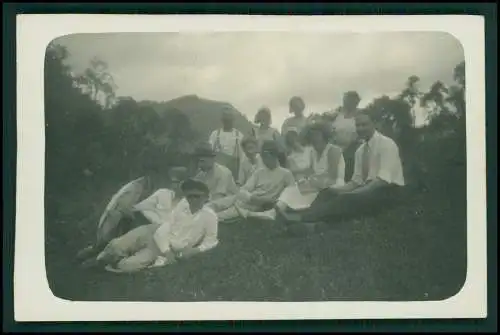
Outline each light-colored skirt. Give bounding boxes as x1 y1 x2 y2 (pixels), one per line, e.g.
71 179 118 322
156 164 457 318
279 178 345 210
278 185 319 210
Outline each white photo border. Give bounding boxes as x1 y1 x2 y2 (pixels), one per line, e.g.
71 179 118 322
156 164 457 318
15 14 487 321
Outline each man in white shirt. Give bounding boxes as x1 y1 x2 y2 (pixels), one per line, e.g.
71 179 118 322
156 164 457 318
98 179 218 273
209 109 244 179
193 143 240 212
279 111 405 227
79 165 187 267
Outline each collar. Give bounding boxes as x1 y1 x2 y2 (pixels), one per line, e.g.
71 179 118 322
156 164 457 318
365 130 380 147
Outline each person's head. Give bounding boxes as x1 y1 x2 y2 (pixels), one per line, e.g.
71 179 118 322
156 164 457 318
194 143 216 172
260 140 280 170
305 122 331 148
284 128 302 151
254 107 272 127
221 109 235 129
355 111 376 141
289 96 305 117
180 179 210 214
168 166 189 194
343 91 361 111
241 136 259 159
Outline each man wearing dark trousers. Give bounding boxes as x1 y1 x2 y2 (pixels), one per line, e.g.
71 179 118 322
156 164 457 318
278 111 405 229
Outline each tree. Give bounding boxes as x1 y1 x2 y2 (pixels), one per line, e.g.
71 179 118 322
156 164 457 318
420 81 450 118
75 57 118 109
398 75 421 127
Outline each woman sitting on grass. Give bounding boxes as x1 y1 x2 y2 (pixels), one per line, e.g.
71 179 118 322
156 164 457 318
237 136 264 187
275 121 345 214
283 127 313 181
213 140 296 222
94 179 219 273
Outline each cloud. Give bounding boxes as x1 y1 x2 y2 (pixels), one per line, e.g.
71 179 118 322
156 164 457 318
56 31 464 127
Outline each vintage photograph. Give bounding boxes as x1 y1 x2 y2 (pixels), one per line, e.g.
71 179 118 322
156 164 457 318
43 30 469 303
13 13 489 322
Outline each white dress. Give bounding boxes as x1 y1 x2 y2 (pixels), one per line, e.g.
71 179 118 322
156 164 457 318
279 143 345 210
332 113 358 150
287 146 313 179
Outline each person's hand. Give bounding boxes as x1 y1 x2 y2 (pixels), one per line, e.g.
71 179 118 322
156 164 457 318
176 248 200 260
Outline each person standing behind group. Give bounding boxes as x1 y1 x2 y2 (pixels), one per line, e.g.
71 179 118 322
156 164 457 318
281 96 308 140
331 91 363 182
209 108 244 180
252 106 285 152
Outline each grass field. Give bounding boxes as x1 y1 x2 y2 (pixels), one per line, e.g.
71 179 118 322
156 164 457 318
45 162 467 302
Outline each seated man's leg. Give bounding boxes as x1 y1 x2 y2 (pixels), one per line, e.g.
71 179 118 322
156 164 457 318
301 186 398 223
97 224 158 265
114 246 160 272
292 188 340 222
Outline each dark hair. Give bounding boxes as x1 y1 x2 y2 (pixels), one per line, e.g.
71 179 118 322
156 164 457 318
260 140 280 158
355 110 375 122
181 178 210 195
289 96 305 112
254 107 272 124
241 136 258 150
344 91 361 103
304 121 332 144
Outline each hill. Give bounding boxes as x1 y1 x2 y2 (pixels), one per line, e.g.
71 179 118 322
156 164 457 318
138 95 254 141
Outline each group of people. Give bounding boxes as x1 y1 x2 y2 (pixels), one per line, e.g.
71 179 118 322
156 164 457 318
79 92 406 273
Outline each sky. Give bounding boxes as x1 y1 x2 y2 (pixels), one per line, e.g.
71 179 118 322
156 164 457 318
56 31 464 128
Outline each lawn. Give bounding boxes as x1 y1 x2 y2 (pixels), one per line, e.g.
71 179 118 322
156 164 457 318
45 167 467 302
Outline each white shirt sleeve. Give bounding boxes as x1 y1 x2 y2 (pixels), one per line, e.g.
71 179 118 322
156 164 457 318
133 190 166 212
196 209 219 252
376 139 405 185
152 199 186 253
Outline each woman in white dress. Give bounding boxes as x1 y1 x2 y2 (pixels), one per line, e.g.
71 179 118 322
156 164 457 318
276 121 345 212
283 128 313 181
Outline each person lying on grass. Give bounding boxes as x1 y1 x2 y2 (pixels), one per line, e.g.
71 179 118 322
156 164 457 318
214 140 296 222
78 165 189 268
95 179 218 273
277 111 406 233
